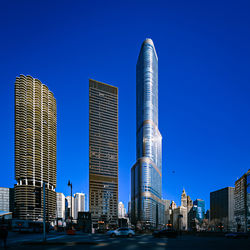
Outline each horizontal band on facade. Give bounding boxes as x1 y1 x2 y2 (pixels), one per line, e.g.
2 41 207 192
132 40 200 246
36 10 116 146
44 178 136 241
89 173 118 183
132 157 162 177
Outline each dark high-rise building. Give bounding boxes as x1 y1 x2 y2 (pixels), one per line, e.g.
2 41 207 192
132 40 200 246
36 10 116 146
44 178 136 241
89 79 118 226
210 187 235 231
131 39 164 228
234 169 250 232
14 75 57 222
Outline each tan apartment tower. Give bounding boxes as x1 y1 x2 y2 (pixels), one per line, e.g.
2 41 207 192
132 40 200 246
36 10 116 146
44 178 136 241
89 79 118 227
15 75 57 222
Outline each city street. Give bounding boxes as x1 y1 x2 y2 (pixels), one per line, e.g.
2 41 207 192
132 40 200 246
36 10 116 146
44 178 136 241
2 233 250 249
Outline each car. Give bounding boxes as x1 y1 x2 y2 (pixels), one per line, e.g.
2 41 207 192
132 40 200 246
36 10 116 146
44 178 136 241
106 228 135 237
153 229 178 238
225 232 248 239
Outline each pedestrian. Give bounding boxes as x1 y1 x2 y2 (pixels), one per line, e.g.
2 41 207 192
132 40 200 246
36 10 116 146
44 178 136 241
0 224 8 249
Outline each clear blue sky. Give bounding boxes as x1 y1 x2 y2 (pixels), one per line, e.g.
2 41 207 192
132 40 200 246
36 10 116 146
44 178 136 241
0 0 250 211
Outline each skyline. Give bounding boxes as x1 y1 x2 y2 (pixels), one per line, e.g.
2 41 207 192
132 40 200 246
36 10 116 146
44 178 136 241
1 0 250 210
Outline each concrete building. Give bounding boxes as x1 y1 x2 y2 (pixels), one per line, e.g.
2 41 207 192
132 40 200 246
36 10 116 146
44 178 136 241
234 169 250 232
172 189 194 231
74 193 85 219
56 192 66 220
162 199 170 225
173 206 188 231
89 79 118 227
0 187 14 212
210 187 235 231
118 202 126 218
131 38 164 229
14 75 57 222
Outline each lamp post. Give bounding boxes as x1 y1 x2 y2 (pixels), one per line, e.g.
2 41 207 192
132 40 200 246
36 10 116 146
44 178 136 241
68 180 73 228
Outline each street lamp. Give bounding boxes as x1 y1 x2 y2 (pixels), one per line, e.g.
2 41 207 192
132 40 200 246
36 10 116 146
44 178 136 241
68 180 73 227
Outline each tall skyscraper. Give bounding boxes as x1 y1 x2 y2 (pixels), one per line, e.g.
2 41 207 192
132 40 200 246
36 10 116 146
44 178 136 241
89 79 118 226
14 75 57 222
131 39 164 228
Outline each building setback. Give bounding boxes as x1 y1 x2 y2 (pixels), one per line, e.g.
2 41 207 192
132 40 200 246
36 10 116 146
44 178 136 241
131 39 164 228
89 79 118 226
14 75 57 222
234 169 250 232
210 187 235 230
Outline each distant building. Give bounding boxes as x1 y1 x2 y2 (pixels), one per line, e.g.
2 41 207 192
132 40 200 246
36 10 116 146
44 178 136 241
118 202 126 218
0 187 14 212
166 201 177 228
66 196 75 220
56 193 66 220
128 201 131 219
234 169 250 232
210 187 235 231
162 199 170 225
89 79 118 227
187 195 193 213
74 193 85 219
193 199 205 221
173 206 187 231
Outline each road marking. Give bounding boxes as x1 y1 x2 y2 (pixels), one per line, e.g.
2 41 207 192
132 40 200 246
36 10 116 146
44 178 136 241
157 242 167 246
47 235 65 240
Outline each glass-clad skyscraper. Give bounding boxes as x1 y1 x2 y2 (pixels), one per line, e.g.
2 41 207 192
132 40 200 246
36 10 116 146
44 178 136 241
131 39 164 228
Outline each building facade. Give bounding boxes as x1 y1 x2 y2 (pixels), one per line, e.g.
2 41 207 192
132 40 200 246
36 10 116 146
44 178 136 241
0 187 14 212
74 193 86 220
66 196 75 220
210 187 235 231
234 169 250 232
118 202 126 218
89 79 118 226
56 192 66 220
14 75 57 222
162 199 170 225
173 206 187 231
193 199 205 221
131 38 164 228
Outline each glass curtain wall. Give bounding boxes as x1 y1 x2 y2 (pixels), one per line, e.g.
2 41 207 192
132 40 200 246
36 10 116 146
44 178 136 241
131 39 164 228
